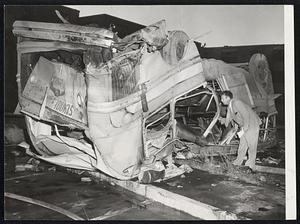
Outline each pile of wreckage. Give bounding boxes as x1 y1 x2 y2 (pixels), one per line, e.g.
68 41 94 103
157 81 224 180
12 16 281 183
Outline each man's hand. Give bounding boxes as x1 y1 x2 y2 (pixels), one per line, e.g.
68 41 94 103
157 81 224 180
218 117 226 125
237 128 244 138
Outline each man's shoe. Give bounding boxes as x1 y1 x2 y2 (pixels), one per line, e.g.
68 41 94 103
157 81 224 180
246 167 256 174
232 159 242 166
238 165 254 173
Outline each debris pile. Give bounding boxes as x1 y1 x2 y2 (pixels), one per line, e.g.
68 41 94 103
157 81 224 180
137 160 193 184
173 141 285 187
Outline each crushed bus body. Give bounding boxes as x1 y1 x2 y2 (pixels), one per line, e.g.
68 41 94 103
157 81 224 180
13 19 280 182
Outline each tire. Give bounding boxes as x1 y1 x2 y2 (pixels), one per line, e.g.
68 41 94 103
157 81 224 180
160 30 189 65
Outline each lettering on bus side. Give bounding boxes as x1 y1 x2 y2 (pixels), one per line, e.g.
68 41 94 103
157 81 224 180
53 99 74 117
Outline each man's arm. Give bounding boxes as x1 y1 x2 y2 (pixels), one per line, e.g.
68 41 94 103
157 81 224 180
233 100 250 132
218 117 226 125
218 113 232 127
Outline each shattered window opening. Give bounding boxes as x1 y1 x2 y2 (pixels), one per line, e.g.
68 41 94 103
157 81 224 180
20 49 88 129
174 86 222 146
144 104 172 160
20 50 85 90
111 57 140 101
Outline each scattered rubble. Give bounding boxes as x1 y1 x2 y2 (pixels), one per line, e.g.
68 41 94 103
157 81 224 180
15 164 34 172
179 164 193 173
255 158 262 164
81 177 92 182
48 167 57 172
175 152 186 160
175 153 284 187
262 157 281 165
259 176 266 182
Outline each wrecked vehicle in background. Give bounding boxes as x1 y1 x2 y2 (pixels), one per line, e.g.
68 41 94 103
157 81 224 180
12 19 280 182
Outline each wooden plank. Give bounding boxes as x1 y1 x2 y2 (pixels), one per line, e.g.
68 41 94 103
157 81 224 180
13 20 114 38
89 171 246 220
145 184 239 220
5 192 84 220
5 173 47 181
13 29 113 48
91 207 133 220
17 41 96 53
255 165 285 175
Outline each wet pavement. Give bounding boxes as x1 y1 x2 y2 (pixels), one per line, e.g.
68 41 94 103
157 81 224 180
4 125 286 220
256 127 285 168
153 169 285 220
4 147 197 220
150 127 286 220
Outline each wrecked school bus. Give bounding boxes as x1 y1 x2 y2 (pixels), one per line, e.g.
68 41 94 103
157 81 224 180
13 19 280 182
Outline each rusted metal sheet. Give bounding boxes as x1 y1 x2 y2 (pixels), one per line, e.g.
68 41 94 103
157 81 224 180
13 20 114 48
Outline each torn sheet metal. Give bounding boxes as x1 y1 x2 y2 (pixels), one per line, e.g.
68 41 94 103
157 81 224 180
201 57 279 114
118 20 168 49
21 56 87 128
13 19 280 182
201 59 254 107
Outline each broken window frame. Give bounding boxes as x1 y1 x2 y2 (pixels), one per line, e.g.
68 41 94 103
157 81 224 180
17 45 88 129
142 82 221 161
